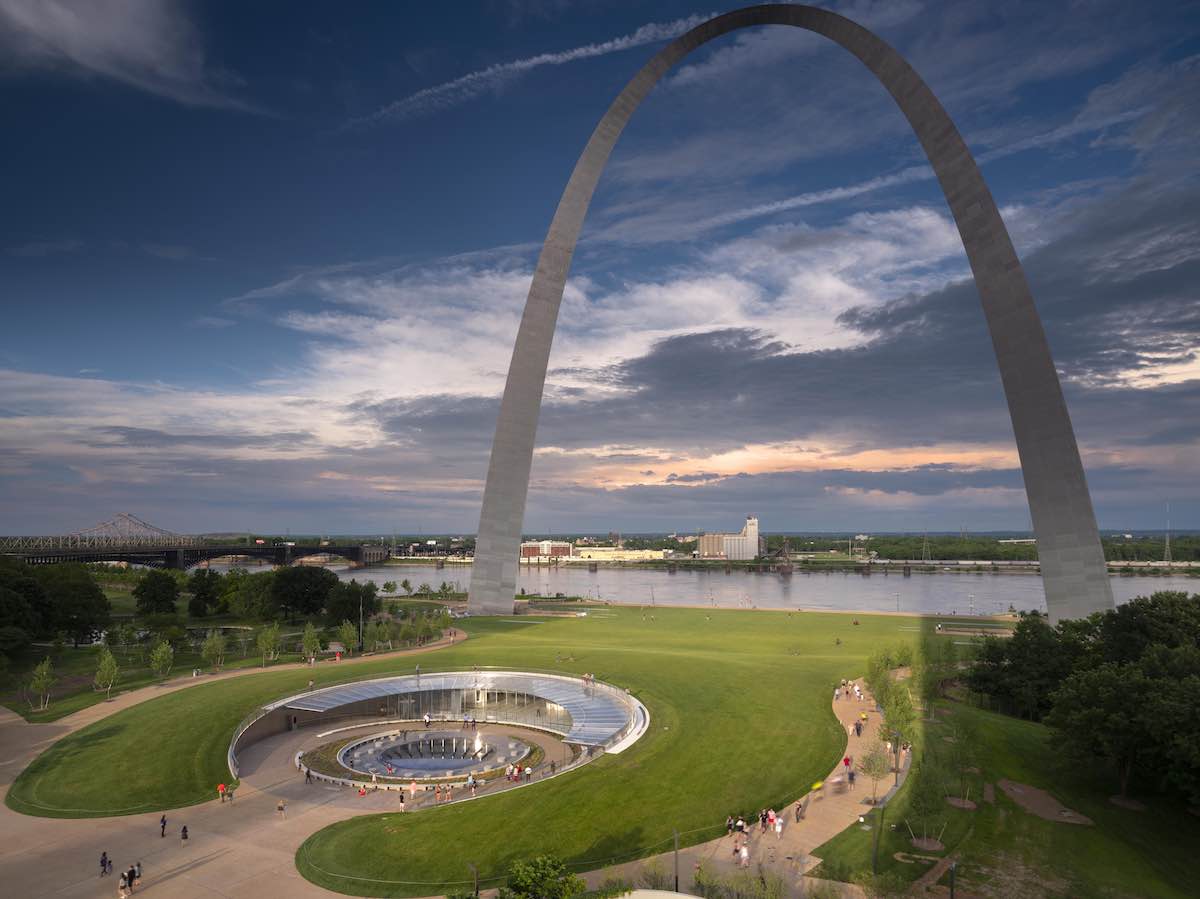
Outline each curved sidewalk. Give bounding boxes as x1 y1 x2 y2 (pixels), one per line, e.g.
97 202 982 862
0 635 888 899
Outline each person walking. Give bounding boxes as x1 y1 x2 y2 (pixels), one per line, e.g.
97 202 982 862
739 845 750 868
117 870 128 898
398 790 406 812
217 783 226 803
180 825 189 844
774 814 783 840
848 769 857 791
305 766 313 784
160 814 167 838
726 815 734 837
277 799 287 819
134 862 142 888
100 852 109 877
125 865 136 893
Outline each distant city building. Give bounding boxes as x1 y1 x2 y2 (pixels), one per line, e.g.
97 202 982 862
698 516 763 561
571 546 665 562
520 539 573 559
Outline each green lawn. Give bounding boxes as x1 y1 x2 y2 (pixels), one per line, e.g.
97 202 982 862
8 610 902 844
811 700 1200 898
294 608 902 896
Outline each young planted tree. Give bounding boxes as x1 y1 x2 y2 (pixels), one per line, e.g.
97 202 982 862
301 621 322 661
382 581 397 594
256 622 281 667
946 721 980 800
149 640 174 680
400 579 412 596
337 619 358 656
28 656 57 710
858 742 891 804
498 855 585 899
904 768 946 846
93 647 120 700
201 629 227 671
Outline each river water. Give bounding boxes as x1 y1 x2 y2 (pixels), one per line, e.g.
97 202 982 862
292 564 1197 616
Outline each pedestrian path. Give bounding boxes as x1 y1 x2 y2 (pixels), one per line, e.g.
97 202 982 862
0 631 897 898
578 678 902 898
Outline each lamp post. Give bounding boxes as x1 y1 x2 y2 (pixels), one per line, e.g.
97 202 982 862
968 593 975 617
358 592 363 654
468 862 479 897
893 592 900 613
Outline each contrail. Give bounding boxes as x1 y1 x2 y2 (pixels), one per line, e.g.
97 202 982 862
346 13 712 129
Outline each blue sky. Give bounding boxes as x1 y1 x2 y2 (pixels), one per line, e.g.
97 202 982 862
1 0 1198 536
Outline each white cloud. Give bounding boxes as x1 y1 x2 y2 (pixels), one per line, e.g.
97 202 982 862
0 0 256 110
346 12 713 128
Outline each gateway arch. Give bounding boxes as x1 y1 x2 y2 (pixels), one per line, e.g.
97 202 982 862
467 4 1114 624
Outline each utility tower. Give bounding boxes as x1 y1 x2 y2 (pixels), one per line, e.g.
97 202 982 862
1164 504 1172 563
921 532 931 562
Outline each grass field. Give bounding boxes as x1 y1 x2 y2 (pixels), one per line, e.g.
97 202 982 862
8 609 899 834
811 698 1200 898
293 609 901 896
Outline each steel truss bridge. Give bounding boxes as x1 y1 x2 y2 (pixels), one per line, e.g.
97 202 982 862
0 513 389 569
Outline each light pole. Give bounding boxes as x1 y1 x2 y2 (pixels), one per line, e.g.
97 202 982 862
358 592 363 653
968 593 975 617
468 862 479 897
893 592 900 613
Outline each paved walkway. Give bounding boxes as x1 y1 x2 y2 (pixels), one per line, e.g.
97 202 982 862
574 679 891 898
0 629 466 789
0 633 890 898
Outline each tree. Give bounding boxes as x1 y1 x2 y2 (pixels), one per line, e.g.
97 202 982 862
28 657 56 710
201 629 227 671
0 558 52 635
149 640 174 679
37 565 110 646
400 579 413 596
187 569 223 617
382 581 397 594
0 625 31 659
498 855 585 899
1045 661 1155 798
113 622 142 661
337 619 358 656
94 647 120 700
0 585 36 634
945 720 980 799
301 621 322 660
904 766 945 844
229 570 274 620
134 569 180 616
270 566 338 621
416 582 432 596
858 742 891 804
256 622 281 667
325 579 379 627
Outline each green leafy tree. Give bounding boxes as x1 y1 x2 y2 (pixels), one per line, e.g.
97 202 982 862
201 629 227 671
337 619 358 656
858 742 890 804
256 622 281 667
0 625 31 659
904 765 945 844
230 570 275 620
400 579 412 596
134 569 179 616
1046 661 1155 798
270 566 338 621
93 647 119 700
382 581 397 594
28 656 56 710
149 640 174 679
301 621 322 660
0 558 53 635
498 855 585 899
325 579 379 627
113 622 142 661
416 582 432 596
37 565 111 646
187 569 223 617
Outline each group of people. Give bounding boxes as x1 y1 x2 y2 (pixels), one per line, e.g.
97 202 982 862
505 763 533 782
834 678 864 702
99 856 142 896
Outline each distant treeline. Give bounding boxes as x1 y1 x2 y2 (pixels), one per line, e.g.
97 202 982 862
764 534 1198 562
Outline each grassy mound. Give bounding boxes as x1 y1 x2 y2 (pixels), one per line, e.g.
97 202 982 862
294 607 899 896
